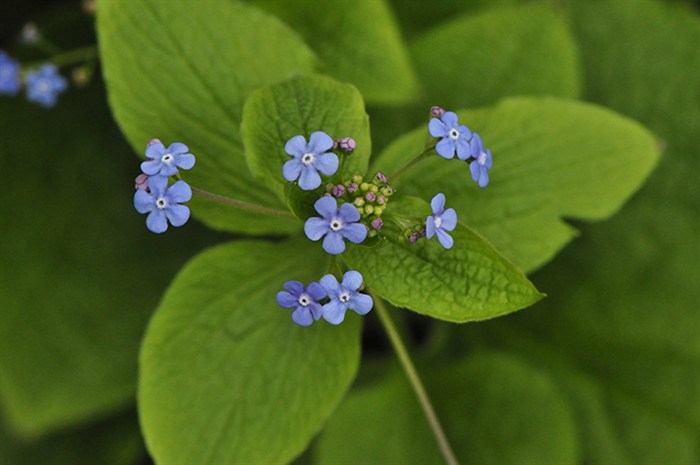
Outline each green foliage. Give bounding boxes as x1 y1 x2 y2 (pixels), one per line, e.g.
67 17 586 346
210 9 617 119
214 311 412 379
373 97 660 272
316 352 578 465
242 75 370 200
251 0 420 105
97 0 317 234
138 239 362 465
410 4 581 109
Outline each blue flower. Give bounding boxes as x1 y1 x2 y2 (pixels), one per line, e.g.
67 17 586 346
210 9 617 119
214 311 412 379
133 175 192 234
468 133 492 188
276 280 327 327
283 131 339 190
426 193 457 249
0 51 21 95
428 111 472 160
304 196 367 255
320 271 373 325
141 140 195 177
25 64 67 107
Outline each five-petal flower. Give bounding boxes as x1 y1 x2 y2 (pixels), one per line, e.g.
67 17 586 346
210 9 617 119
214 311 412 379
276 280 327 327
304 196 367 255
468 133 493 188
320 271 373 325
283 131 339 190
25 64 67 107
428 111 472 160
0 51 21 95
141 141 195 177
133 175 192 234
426 193 457 249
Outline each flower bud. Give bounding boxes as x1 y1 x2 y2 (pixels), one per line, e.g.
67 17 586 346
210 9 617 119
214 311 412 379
365 191 376 202
369 185 379 193
377 195 386 205
352 175 363 184
360 182 370 192
368 229 378 238
353 197 365 207
332 184 345 197
365 205 374 215
71 67 90 87
147 138 162 148
371 217 383 230
337 137 356 154
373 206 384 216
374 172 387 184
408 232 420 244
380 185 394 196
324 183 334 192
347 182 359 193
430 106 445 117
19 22 41 45
135 173 149 190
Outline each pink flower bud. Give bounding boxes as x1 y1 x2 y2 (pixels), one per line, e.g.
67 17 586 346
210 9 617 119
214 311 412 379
135 173 149 190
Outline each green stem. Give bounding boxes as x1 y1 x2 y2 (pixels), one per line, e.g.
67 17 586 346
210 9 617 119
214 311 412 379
190 187 294 218
371 294 459 465
389 146 434 182
23 45 98 70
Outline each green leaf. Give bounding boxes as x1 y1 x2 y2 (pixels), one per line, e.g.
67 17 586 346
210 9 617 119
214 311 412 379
373 97 661 273
0 81 221 436
344 197 542 322
252 0 420 105
410 4 581 109
316 352 579 465
242 75 371 201
97 0 318 234
139 238 362 465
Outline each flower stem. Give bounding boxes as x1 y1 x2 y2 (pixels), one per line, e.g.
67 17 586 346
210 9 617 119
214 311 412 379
371 294 459 465
23 45 98 70
190 186 294 218
389 146 433 182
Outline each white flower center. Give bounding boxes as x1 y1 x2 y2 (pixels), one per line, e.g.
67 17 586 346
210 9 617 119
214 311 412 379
478 152 487 166
301 153 315 166
298 293 311 306
37 80 51 93
339 291 351 303
156 197 168 210
330 218 343 231
161 153 174 163
434 216 442 229
449 128 460 140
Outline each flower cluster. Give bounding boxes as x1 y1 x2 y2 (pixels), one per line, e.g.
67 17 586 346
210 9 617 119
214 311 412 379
0 50 68 108
276 270 373 327
429 107 493 188
133 139 196 233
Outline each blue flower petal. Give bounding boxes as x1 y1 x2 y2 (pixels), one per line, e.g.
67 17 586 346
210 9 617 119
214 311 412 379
338 202 361 223
134 190 154 214
165 204 190 227
485 149 493 169
478 170 490 188
323 231 346 255
470 133 483 159
283 280 304 295
426 216 435 239
308 302 324 321
341 223 367 244
304 217 330 241
276 291 298 308
430 193 446 214
298 165 322 190
342 270 363 292
167 180 192 203
457 125 472 140
167 142 189 154
320 274 341 296
160 163 179 177
306 282 328 301
147 175 169 197
308 131 334 153
349 293 373 315
440 208 458 231
283 158 303 182
314 196 338 219
455 137 470 161
428 118 448 138
146 210 168 234
470 160 481 183
176 153 196 170
314 152 339 176
436 229 454 249
441 111 459 128
291 306 314 327
322 299 347 325
145 142 165 159
285 135 307 157
435 138 456 159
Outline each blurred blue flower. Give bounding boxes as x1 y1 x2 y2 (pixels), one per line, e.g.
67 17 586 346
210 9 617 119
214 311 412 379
141 140 195 177
320 270 373 325
468 133 493 188
428 111 472 160
283 131 339 190
0 51 21 95
426 193 457 249
276 280 326 327
134 175 192 234
304 196 367 255
25 64 67 107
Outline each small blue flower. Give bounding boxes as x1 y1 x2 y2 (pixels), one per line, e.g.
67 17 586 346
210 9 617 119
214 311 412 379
468 133 492 188
141 140 195 177
426 193 457 249
283 131 339 190
428 111 472 160
25 64 67 107
133 175 192 234
304 196 367 255
276 280 327 327
0 51 21 95
320 271 373 325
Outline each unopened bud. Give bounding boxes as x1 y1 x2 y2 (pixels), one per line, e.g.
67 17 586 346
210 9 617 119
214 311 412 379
337 137 356 154
408 232 420 244
19 22 41 45
332 184 345 197
147 138 162 148
374 172 387 184
377 195 386 205
365 205 374 215
373 206 384 216
71 67 90 87
371 217 383 230
135 173 149 190
365 191 376 202
324 183 334 192
360 182 370 192
430 106 445 118
347 182 359 193
353 197 365 207
352 175 363 184
368 229 378 238
82 0 97 15
418 227 426 238
380 185 394 196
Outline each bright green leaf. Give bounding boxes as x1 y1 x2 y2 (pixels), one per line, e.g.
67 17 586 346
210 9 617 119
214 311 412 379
344 197 542 322
97 0 318 234
373 97 661 273
316 352 579 465
252 0 420 104
242 75 371 201
410 4 581 109
139 239 362 465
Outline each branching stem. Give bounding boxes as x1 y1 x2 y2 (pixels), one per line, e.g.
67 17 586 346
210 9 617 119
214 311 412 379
389 146 434 182
190 187 294 218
